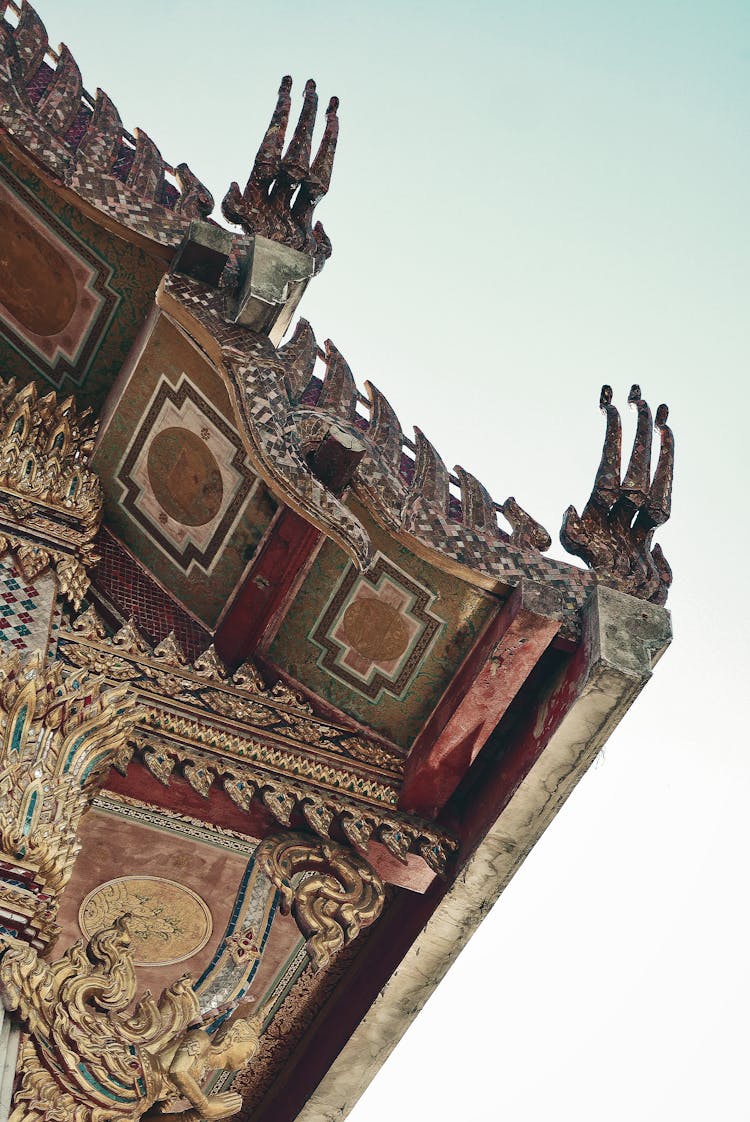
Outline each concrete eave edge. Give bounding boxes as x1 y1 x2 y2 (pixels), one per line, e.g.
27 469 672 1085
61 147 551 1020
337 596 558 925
297 584 672 1122
0 1007 19 1122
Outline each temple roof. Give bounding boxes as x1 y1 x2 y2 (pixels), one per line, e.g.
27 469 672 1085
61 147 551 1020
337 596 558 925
0 6 675 1121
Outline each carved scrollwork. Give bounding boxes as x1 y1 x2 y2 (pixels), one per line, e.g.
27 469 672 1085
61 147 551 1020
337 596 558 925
561 385 674 604
255 833 385 971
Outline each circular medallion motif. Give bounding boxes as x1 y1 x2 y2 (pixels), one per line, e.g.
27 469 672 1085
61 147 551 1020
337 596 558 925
0 200 77 336
341 597 410 662
147 426 223 527
79 876 213 966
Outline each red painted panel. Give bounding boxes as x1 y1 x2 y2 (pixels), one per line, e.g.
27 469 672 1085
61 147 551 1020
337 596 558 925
105 763 275 839
215 435 364 668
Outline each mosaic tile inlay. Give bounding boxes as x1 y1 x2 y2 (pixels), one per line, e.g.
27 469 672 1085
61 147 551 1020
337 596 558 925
0 556 56 658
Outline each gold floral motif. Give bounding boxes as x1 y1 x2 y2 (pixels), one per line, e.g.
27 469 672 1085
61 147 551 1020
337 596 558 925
255 833 386 971
0 378 103 607
59 611 406 777
79 877 213 966
0 916 266 1122
127 735 455 875
56 612 457 875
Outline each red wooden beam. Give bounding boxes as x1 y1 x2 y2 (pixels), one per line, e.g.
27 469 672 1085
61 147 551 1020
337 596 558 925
214 433 364 668
399 582 562 818
214 507 321 668
246 590 670 1122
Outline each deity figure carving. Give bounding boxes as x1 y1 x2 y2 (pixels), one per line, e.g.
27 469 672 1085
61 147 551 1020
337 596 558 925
0 831 387 1122
0 916 264 1122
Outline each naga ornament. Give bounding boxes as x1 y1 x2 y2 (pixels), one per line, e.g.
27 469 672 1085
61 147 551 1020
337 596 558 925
255 833 386 971
561 385 674 604
222 76 338 273
0 916 265 1122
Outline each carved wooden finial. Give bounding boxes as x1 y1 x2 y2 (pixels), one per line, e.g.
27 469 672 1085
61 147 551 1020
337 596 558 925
222 76 339 273
561 386 674 604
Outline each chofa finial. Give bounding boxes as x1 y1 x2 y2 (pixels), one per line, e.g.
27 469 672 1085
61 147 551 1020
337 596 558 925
222 76 339 273
561 385 674 604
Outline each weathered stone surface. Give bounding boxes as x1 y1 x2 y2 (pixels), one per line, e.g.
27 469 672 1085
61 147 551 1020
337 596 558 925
229 235 314 345
0 1006 20 1122
171 219 234 287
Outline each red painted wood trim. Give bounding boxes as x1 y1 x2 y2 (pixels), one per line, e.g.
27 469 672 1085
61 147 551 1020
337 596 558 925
105 763 276 838
214 506 322 668
214 434 364 668
104 764 433 891
399 582 562 818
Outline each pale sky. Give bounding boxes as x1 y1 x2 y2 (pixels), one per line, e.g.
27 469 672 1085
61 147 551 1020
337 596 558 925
27 2 750 1118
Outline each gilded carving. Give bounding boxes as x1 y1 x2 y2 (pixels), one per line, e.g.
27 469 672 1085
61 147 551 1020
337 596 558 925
255 833 385 971
0 916 265 1122
0 648 140 948
126 731 454 875
0 377 103 607
57 611 457 874
64 610 403 768
79 877 213 967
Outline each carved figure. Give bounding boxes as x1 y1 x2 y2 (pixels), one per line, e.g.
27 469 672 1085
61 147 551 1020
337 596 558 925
174 164 215 221
222 76 338 272
0 916 263 1122
561 385 674 604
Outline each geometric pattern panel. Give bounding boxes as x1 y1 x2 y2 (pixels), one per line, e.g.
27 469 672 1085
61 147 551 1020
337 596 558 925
117 375 256 575
0 164 118 386
310 552 444 702
0 555 57 659
269 500 496 749
91 312 277 629
0 150 167 414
